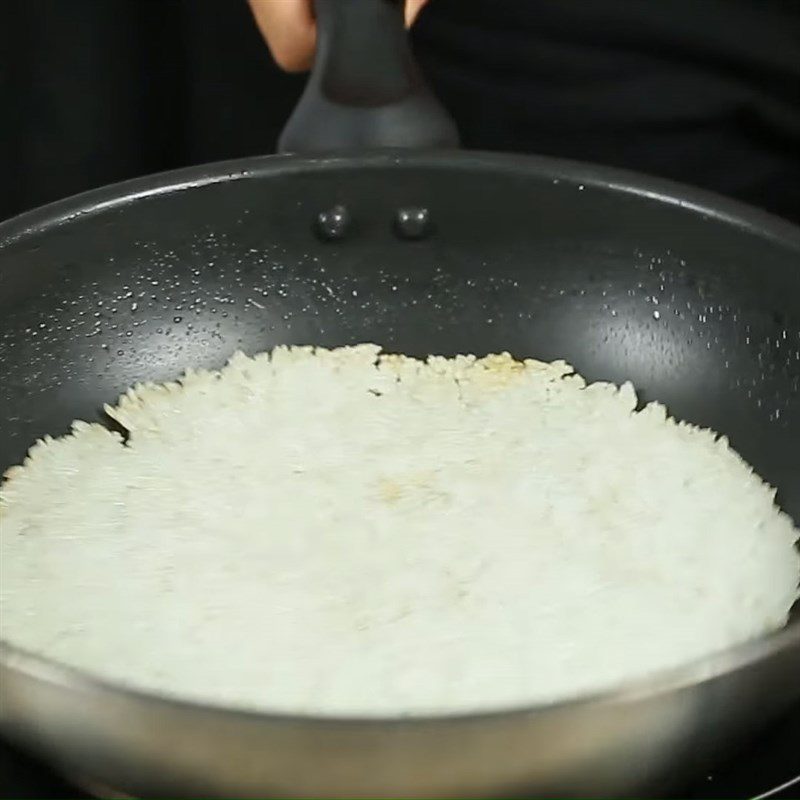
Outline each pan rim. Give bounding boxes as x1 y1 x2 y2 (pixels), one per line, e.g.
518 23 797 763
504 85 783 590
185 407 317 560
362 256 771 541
1 148 798 727
1 149 799 252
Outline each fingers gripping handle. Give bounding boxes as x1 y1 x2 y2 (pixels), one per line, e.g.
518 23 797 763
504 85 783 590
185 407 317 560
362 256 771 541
278 0 459 153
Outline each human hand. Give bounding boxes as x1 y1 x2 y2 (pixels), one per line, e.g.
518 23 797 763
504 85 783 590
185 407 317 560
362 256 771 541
248 0 430 72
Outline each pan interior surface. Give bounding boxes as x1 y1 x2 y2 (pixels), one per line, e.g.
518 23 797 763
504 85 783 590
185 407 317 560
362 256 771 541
2 154 798 524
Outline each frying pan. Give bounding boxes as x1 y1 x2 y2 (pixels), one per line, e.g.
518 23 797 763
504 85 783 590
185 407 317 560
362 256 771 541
1 1 798 797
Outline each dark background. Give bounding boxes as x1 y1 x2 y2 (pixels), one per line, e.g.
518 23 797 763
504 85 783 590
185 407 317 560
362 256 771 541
1 0 799 223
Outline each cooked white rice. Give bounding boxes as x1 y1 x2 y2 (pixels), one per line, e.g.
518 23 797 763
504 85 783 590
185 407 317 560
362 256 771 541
1 344 798 716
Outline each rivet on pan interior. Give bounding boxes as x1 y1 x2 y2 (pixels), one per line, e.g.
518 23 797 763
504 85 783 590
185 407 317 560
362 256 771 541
394 207 431 240
315 205 350 241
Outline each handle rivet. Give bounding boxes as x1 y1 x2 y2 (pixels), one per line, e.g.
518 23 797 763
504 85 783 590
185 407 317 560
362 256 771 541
315 205 350 241
394 207 431 240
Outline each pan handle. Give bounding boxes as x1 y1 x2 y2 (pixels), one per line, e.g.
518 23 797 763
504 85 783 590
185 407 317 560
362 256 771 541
277 0 459 153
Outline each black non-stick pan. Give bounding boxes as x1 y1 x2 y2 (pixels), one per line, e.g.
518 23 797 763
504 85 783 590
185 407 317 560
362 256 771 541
1 1 798 797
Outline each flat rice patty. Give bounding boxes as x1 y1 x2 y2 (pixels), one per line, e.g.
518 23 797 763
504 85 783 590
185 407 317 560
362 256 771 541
1 344 798 715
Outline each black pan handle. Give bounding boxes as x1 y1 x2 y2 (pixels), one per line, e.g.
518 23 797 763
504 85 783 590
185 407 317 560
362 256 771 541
278 0 459 153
